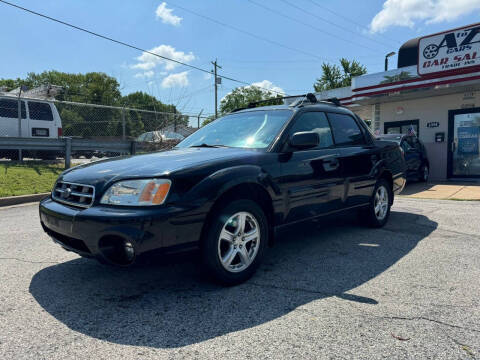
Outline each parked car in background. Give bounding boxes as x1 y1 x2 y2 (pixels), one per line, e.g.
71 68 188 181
136 130 185 143
376 134 429 182
40 94 406 285
0 95 63 159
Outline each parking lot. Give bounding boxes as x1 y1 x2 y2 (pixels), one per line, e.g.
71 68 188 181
0 198 479 359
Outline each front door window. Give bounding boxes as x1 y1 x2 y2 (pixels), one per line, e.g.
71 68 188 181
451 112 480 177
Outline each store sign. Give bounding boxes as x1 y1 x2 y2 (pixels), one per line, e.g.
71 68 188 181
458 126 479 155
418 23 480 75
427 122 440 128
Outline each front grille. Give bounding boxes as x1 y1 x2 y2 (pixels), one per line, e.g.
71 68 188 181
52 181 95 208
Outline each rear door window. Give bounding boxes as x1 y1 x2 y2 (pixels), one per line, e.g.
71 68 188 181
28 101 53 121
0 98 26 119
327 112 365 146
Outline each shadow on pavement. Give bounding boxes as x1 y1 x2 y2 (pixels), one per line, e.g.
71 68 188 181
29 210 437 348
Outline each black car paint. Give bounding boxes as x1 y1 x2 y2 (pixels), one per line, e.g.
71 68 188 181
377 134 429 180
40 104 406 265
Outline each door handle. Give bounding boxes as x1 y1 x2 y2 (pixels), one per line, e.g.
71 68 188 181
323 157 339 171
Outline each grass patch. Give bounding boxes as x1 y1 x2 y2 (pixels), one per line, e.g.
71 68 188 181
0 162 64 197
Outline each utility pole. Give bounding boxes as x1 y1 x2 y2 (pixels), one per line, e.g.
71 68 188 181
211 59 222 119
173 107 177 132
197 109 204 128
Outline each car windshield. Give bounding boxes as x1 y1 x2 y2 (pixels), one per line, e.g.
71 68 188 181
176 109 293 149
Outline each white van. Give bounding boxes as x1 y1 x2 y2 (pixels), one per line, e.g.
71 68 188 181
0 96 63 159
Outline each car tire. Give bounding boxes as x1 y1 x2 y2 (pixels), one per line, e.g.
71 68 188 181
362 179 392 228
419 164 429 182
201 199 268 286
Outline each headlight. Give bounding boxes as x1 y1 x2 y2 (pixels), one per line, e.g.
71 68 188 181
100 179 171 206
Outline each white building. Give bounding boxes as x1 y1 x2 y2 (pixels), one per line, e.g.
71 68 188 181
316 23 480 181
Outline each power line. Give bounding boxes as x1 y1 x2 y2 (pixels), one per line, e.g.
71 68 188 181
303 0 402 45
169 84 213 103
249 0 389 51
0 0 287 96
168 1 330 62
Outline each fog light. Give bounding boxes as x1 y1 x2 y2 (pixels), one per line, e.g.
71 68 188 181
124 241 135 261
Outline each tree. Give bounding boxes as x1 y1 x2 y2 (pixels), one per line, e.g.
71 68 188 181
201 115 216 127
313 58 367 92
0 71 189 138
219 86 282 115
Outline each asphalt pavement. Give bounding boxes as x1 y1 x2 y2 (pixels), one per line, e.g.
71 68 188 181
0 198 479 359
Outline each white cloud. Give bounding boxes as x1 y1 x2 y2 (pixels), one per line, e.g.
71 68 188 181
134 70 155 79
161 71 189 88
249 80 285 95
155 2 182 26
131 44 195 72
369 0 480 33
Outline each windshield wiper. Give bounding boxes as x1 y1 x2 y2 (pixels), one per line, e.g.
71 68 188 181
190 143 229 148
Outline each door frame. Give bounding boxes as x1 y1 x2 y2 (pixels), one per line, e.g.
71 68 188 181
384 119 420 136
447 107 480 179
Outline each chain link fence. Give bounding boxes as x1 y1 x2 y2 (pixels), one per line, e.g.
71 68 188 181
0 95 203 160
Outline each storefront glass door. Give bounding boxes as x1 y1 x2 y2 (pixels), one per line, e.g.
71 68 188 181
448 108 480 178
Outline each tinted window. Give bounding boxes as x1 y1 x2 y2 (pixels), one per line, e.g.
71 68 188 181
400 140 412 152
0 99 26 119
289 112 333 149
28 102 53 121
327 113 365 146
405 136 421 150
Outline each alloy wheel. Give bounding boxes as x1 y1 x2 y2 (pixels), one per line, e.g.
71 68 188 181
217 211 261 273
423 166 429 181
374 186 389 221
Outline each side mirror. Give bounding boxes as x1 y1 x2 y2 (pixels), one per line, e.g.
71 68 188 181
289 131 319 150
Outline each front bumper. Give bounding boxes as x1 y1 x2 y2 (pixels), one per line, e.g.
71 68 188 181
39 197 208 264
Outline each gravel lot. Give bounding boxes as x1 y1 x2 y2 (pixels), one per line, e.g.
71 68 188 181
0 198 479 359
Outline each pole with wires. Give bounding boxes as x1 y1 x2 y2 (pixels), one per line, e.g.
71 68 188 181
212 59 222 119
197 109 204 128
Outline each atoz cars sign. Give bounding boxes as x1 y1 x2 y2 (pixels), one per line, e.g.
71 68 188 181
418 23 480 76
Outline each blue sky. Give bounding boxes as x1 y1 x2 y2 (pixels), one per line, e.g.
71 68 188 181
1 0 480 125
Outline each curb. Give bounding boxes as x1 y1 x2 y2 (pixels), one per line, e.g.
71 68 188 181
0 193 50 207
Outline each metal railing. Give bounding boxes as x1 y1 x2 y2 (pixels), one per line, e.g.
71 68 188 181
0 137 176 168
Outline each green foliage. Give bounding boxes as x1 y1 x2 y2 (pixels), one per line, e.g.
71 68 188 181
313 58 367 92
0 71 188 138
201 115 216 127
219 86 283 115
0 162 63 197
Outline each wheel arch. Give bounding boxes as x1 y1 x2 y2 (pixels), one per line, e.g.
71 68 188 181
200 181 275 248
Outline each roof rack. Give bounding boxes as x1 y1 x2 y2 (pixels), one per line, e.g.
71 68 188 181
231 93 341 113
325 97 341 106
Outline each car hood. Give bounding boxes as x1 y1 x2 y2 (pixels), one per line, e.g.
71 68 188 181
60 147 261 187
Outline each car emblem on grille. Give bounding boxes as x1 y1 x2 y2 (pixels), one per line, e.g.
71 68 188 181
62 187 72 199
